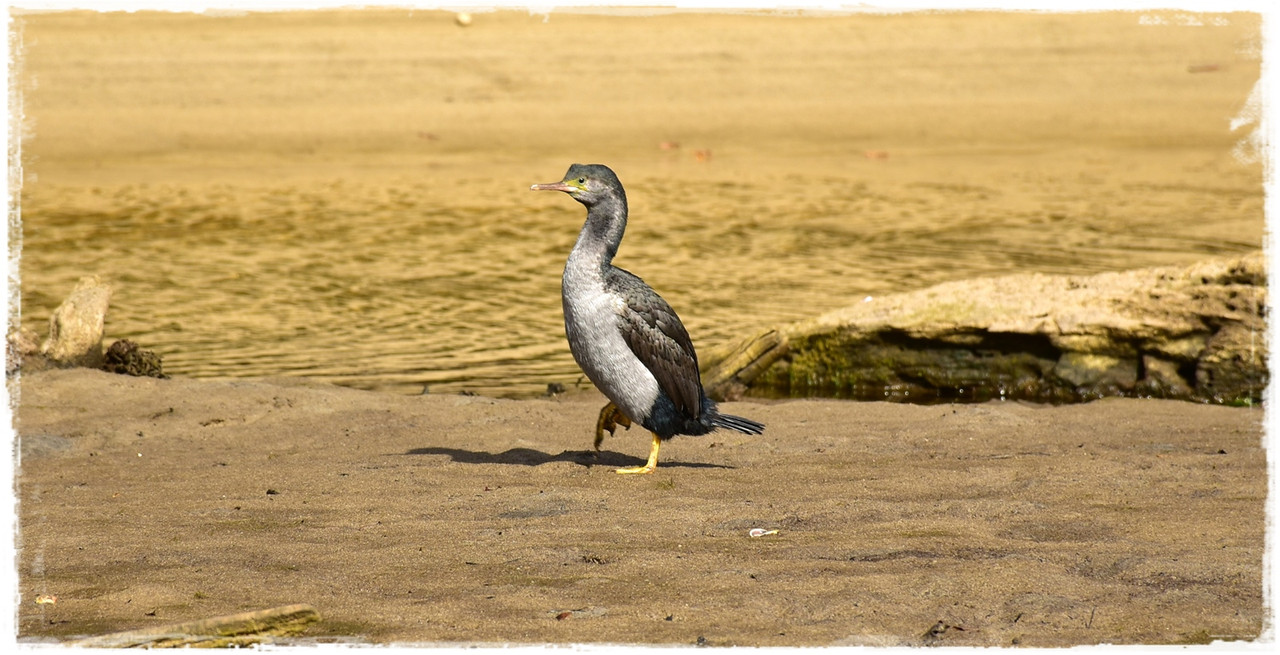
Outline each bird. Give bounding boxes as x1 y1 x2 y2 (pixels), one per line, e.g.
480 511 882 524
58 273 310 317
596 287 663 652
531 163 764 474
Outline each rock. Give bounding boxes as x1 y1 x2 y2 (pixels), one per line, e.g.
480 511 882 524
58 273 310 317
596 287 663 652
1137 355 1194 398
6 326 43 375
102 339 166 378
39 275 113 368
1054 352 1137 389
702 252 1266 405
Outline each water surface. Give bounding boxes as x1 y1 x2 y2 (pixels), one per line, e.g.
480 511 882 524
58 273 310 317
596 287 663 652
14 10 1265 397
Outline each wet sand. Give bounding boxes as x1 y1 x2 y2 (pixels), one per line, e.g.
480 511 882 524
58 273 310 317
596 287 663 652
15 9 1263 187
14 368 1266 646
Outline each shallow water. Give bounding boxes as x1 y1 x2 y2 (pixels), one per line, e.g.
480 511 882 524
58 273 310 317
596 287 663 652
13 10 1266 398
17 157 1264 398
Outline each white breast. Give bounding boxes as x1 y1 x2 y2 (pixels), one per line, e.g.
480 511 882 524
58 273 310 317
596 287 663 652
562 260 661 423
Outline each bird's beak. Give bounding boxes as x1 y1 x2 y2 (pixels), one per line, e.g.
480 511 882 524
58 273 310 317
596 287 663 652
530 181 575 193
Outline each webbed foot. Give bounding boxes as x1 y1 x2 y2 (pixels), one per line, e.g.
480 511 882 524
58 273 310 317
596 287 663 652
594 401 633 451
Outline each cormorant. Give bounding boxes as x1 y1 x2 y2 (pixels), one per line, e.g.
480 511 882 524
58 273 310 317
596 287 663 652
531 163 765 474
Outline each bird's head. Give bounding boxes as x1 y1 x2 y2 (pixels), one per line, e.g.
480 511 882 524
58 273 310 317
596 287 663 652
530 163 625 208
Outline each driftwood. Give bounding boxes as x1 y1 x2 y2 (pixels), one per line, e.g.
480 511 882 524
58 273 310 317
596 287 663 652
702 252 1266 404
69 603 320 648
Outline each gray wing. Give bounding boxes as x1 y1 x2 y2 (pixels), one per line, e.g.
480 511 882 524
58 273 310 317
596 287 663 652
607 268 703 419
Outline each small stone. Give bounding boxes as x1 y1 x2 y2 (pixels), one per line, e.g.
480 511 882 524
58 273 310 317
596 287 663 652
6 326 42 375
102 339 167 378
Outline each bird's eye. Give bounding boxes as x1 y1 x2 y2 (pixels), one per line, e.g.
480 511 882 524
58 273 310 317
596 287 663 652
577 177 586 184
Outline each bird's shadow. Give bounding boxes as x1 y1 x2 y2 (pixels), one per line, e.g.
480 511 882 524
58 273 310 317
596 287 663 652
406 446 733 470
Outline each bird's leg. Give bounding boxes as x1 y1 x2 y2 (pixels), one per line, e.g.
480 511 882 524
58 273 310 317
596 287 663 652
615 432 661 475
593 401 632 451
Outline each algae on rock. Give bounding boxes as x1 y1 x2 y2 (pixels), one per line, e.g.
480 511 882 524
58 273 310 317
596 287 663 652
702 252 1266 405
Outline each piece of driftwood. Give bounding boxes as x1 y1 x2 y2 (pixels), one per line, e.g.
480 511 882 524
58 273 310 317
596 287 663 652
69 603 320 648
700 328 788 401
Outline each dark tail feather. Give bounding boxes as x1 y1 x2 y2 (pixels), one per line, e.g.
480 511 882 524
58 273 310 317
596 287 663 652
712 413 765 435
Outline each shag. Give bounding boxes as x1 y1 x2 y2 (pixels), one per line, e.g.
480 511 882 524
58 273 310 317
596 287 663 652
531 163 765 474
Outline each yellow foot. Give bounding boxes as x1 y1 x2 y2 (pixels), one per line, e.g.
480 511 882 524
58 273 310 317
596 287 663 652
594 401 633 451
614 464 656 475
615 433 661 475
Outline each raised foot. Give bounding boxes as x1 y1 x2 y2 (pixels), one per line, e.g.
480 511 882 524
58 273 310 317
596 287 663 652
594 402 633 451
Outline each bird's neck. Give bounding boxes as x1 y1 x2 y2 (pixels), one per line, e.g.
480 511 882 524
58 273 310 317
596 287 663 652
570 195 628 270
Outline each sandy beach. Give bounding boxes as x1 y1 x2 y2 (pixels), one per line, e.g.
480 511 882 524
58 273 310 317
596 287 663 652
14 368 1266 646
